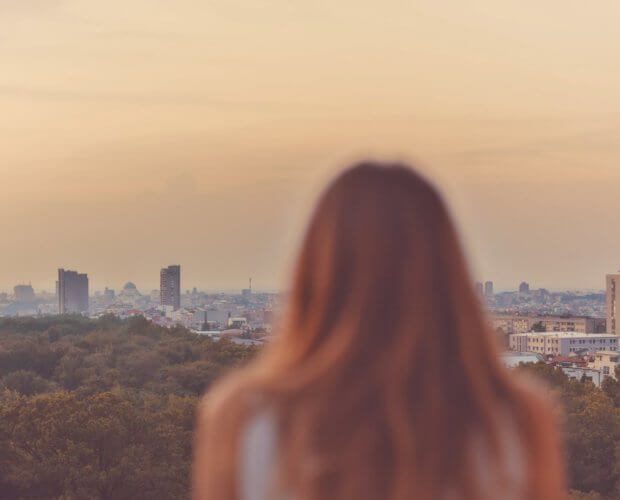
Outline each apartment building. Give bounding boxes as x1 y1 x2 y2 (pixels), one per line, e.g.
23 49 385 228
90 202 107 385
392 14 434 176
509 332 619 357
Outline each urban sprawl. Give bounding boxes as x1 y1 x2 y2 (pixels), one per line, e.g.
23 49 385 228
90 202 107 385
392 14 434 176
2 270 620 383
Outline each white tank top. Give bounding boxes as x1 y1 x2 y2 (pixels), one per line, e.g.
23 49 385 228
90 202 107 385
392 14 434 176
239 410 527 500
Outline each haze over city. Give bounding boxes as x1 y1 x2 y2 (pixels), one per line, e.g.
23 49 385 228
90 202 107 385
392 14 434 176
2 1 620 291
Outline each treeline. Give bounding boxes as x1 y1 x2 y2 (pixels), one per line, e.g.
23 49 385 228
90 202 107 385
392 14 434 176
0 315 257 499
1 316 619 499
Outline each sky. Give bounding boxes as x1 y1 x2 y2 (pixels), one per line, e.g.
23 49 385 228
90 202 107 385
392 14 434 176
1 1 620 292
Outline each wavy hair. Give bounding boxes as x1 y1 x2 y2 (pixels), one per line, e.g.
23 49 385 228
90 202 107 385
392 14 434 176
194 163 565 500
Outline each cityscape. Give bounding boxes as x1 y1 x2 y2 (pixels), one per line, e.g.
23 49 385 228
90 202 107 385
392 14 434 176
3 2 620 496
1 267 619 384
1 265 279 348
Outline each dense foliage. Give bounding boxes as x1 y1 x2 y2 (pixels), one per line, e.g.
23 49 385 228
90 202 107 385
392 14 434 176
516 363 620 500
0 315 257 499
1 316 619 498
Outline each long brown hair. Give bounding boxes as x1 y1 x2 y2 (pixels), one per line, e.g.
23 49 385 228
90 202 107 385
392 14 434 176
193 163 565 500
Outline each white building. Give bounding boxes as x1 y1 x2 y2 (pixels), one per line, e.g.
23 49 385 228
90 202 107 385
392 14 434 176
588 351 620 381
228 317 248 328
501 352 544 368
206 309 230 327
562 366 604 387
509 332 619 357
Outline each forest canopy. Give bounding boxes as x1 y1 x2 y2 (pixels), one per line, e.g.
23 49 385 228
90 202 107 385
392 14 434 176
0 315 257 499
0 316 618 499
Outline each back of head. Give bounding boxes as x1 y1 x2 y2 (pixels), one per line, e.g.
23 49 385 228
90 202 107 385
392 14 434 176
275 163 483 385
194 162 566 500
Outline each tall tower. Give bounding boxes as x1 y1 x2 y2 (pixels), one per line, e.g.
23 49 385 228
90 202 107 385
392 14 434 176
160 265 181 310
484 281 494 297
606 273 620 334
58 268 89 314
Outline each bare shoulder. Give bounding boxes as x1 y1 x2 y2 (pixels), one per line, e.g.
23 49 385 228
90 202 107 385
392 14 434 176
509 371 560 412
196 371 258 428
193 372 262 500
501 372 564 451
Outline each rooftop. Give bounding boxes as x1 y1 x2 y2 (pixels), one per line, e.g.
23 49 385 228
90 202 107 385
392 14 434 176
501 352 544 367
511 331 619 338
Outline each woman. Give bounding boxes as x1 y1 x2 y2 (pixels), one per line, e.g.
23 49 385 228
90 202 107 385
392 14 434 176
193 163 566 500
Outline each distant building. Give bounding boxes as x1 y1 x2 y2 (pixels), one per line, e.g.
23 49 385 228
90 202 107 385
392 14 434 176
242 277 253 298
192 308 208 329
228 316 248 329
206 309 231 327
119 282 142 301
519 282 530 294
475 282 483 295
484 281 494 298
588 351 619 381
561 366 604 387
58 268 89 314
509 331 619 357
491 314 531 334
160 265 181 311
491 314 605 334
535 315 598 334
538 316 606 333
606 273 620 334
501 351 544 368
100 287 115 308
14 284 35 302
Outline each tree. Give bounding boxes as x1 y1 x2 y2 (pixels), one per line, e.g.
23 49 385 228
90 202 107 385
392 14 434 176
568 490 602 500
517 362 620 497
0 316 259 499
601 365 620 408
564 389 619 495
0 370 57 396
0 391 192 499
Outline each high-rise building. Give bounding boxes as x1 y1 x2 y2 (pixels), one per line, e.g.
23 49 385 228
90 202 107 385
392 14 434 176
14 284 35 302
103 287 115 305
606 273 620 334
160 265 181 310
58 268 89 314
484 281 494 297
519 282 530 294
475 282 483 295
242 277 253 298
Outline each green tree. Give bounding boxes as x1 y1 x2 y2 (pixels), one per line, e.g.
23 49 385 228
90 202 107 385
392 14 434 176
601 366 620 408
1 370 57 396
0 391 192 499
0 316 259 499
517 362 620 497
568 490 602 500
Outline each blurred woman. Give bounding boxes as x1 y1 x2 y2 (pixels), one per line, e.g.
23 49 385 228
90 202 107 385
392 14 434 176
193 163 566 500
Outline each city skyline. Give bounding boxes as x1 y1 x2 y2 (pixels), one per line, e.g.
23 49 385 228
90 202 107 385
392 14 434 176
3 2 620 291
0 271 610 296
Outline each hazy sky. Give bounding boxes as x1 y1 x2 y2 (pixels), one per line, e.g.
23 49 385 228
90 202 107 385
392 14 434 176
2 1 620 292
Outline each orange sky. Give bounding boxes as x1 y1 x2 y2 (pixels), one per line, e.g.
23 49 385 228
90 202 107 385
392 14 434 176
2 1 620 292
